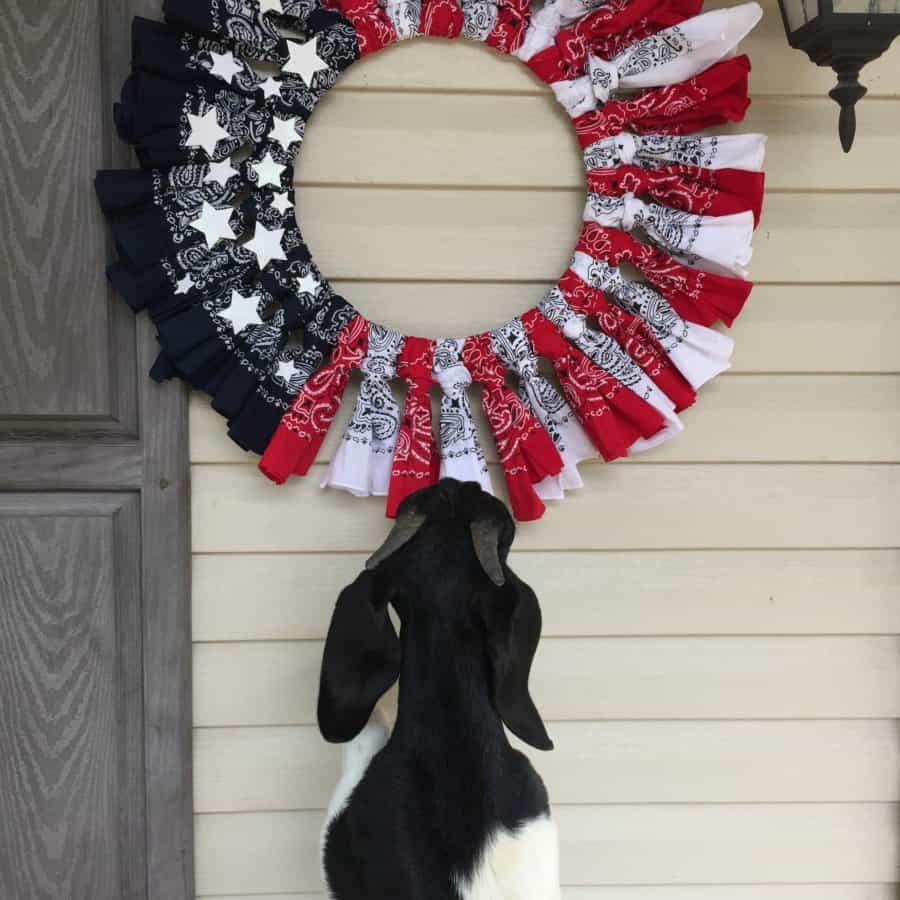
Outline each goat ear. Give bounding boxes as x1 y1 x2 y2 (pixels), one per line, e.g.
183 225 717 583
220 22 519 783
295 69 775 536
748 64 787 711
317 570 401 744
484 571 554 751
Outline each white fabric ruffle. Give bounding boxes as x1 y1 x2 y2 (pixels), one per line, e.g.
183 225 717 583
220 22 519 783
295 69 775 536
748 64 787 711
582 131 767 172
382 0 422 38
584 191 754 279
433 338 493 492
321 324 403 497
460 0 497 41
514 0 609 61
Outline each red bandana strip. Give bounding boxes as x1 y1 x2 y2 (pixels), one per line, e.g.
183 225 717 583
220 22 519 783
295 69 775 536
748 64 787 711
557 269 696 412
462 332 563 521
486 0 532 54
420 0 464 37
576 223 752 327
521 310 665 461
526 0 702 81
386 336 441 517
572 56 751 148
587 164 765 226
259 314 369 484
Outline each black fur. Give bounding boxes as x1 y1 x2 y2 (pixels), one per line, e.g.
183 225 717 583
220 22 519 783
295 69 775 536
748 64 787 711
318 479 554 900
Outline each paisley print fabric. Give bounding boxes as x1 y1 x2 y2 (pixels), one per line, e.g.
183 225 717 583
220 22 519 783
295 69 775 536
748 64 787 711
433 339 493 493
386 337 441 517
322 323 404 497
548 3 761 115
491 319 597 500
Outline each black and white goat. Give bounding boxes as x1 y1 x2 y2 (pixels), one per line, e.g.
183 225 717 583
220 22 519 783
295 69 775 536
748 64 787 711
318 479 560 900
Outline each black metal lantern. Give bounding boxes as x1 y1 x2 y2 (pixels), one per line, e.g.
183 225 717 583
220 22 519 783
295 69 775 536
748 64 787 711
777 0 900 151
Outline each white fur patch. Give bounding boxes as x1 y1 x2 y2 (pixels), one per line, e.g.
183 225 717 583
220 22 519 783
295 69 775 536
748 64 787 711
320 708 391 897
454 814 561 900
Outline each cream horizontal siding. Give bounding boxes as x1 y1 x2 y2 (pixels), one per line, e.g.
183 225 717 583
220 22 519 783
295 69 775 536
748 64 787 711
190 0 900 895
198 890 900 900
199 891 900 900
194 720 900 809
194 804 898 894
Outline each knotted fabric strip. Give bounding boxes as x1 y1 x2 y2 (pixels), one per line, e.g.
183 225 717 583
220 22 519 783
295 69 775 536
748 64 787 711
321 323 403 497
462 332 563 521
572 56 751 147
539 288 682 449
587 164 765 226
329 0 399 54
583 131 766 173
526 0 702 79
383 0 422 37
570 251 734 389
460 0 498 40
386 336 440 518
584 192 755 279
521 309 665 461
420 0 464 36
260 313 369 483
550 3 761 115
484 0 532 53
557 268 696 410
491 319 597 500
577 222 752 327
433 338 493 493
515 0 610 61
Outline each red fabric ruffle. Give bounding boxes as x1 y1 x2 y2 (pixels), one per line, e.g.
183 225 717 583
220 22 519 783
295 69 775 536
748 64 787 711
420 0 464 37
486 0 531 54
259 315 368 483
557 269 696 411
573 56 751 148
577 223 752 327
528 0 702 83
522 309 665 460
587 164 765 226
386 337 441 518
462 332 562 521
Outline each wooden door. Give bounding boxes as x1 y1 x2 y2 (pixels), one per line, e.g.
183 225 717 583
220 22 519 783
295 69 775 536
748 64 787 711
0 1 192 899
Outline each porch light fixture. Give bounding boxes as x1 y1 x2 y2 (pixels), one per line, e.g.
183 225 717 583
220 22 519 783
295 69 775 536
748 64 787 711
777 0 900 151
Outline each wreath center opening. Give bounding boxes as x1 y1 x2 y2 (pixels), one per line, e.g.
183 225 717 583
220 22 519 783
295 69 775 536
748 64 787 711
292 39 586 337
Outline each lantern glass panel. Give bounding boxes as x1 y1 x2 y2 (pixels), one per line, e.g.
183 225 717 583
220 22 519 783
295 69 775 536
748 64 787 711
832 0 900 10
783 0 822 31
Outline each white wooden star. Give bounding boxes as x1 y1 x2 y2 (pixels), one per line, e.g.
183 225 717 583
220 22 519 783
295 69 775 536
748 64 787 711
258 76 282 100
245 224 286 270
295 271 320 296
185 108 230 157
175 275 194 294
205 158 237 187
283 37 329 87
251 152 286 189
219 289 263 334
190 201 236 247
275 358 297 383
259 0 283 14
208 49 243 83
174 274 195 295
270 192 293 215
268 115 302 150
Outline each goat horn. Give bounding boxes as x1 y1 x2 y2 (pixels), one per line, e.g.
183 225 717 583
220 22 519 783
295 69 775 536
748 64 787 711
366 509 427 570
470 519 505 587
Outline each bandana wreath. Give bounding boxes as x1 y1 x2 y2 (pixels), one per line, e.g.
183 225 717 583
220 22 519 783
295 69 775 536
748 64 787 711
96 0 766 521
